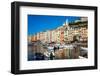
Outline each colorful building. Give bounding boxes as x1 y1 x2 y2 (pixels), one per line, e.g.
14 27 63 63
29 18 88 44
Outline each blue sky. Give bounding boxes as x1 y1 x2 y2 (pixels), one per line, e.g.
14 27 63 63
28 15 80 35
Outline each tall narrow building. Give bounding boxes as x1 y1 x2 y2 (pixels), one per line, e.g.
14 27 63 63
63 19 69 43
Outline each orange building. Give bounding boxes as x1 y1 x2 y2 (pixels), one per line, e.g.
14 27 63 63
60 28 64 44
31 36 35 42
31 35 37 42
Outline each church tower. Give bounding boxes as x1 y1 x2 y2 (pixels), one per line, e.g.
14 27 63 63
63 19 70 30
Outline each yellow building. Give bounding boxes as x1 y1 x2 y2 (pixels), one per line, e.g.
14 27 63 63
36 33 40 41
56 28 60 43
28 36 32 43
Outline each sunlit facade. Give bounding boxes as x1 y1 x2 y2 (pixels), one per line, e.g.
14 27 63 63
28 18 88 44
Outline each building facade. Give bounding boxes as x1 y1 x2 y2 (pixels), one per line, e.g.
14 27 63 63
29 18 88 44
